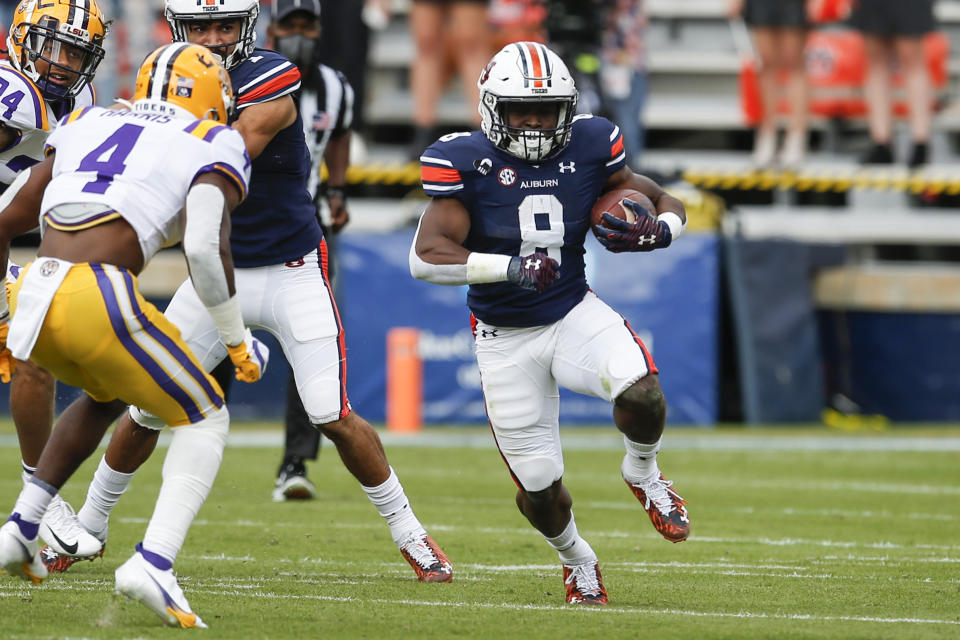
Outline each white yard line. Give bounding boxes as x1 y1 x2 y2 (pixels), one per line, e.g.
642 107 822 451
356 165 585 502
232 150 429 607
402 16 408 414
101 516 960 552
0 580 955 626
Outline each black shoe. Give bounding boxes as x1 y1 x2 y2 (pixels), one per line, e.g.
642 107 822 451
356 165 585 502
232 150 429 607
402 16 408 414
908 142 929 169
859 143 894 165
272 458 316 502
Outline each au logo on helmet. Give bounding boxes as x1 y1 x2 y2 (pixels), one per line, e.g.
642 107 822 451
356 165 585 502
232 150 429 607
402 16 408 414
477 41 578 162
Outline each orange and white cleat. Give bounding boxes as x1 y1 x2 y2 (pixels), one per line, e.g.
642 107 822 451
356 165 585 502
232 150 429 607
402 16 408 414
398 532 453 583
624 472 690 542
563 560 609 605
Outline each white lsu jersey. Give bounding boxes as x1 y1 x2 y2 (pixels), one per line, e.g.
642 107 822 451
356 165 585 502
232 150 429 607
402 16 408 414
0 61 96 185
41 106 251 263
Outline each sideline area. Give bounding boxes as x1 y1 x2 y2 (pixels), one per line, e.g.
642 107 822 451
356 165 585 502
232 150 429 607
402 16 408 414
2 421 959 452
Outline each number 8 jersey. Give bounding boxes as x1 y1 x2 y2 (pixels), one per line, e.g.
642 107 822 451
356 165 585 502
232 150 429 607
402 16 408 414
420 115 626 327
40 106 250 264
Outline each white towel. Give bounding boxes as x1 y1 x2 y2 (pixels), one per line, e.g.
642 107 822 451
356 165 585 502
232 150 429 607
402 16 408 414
8 258 73 360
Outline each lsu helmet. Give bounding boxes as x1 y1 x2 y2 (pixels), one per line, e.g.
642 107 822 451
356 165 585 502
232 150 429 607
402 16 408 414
164 0 259 70
478 41 578 162
6 0 107 101
133 43 235 122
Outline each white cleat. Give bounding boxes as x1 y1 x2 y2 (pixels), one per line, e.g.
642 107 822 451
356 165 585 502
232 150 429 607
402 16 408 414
39 495 104 558
0 519 47 585
115 551 207 628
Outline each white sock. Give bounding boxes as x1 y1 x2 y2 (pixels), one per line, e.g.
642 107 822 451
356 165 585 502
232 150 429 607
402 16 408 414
21 462 35 488
544 513 596 566
361 467 423 545
621 435 661 483
14 478 57 524
77 455 136 539
21 460 36 485
142 407 228 564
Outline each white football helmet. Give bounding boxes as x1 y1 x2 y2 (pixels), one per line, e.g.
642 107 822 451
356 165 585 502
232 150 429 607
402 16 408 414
164 0 258 69
477 41 578 162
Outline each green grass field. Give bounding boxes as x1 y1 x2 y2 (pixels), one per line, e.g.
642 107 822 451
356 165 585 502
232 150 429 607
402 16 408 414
1 423 959 639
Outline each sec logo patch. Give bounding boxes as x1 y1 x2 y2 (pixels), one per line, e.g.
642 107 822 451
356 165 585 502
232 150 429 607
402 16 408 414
498 167 517 187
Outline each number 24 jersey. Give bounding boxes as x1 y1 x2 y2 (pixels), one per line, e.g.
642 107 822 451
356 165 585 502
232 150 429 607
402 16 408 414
41 106 251 264
420 115 626 327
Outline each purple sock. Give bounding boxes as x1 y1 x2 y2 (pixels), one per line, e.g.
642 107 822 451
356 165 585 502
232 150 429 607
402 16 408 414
8 513 39 540
136 542 172 571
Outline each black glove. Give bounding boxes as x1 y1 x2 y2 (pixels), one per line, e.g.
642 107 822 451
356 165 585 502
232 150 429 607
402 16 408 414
507 252 560 293
595 199 672 253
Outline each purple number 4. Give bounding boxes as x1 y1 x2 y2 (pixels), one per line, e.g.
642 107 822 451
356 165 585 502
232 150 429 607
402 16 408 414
78 123 145 194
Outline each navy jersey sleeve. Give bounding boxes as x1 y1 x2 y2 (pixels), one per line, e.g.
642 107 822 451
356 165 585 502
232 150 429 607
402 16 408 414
571 114 626 175
232 49 302 110
419 132 488 203
420 140 465 199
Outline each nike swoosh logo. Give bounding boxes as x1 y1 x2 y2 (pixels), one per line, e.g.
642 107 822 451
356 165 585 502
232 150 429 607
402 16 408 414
46 529 78 555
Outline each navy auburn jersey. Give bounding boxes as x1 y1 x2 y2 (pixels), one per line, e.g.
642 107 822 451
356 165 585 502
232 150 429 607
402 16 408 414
228 48 321 268
421 115 626 327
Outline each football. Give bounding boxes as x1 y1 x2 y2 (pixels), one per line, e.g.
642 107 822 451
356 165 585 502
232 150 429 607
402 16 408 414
590 189 655 238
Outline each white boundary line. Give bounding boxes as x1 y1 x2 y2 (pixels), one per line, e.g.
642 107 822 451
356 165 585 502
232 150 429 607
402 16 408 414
2 431 960 452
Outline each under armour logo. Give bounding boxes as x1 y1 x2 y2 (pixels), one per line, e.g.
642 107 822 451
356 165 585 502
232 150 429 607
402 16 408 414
558 161 576 173
638 235 657 245
474 158 493 175
480 329 499 338
525 258 542 270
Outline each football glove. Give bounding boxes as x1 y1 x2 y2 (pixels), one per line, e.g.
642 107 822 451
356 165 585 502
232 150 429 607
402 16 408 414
507 252 560 293
595 199 672 253
226 328 270 383
0 319 14 383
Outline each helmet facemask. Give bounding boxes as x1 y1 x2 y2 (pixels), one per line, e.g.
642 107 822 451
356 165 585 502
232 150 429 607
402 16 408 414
482 95 576 162
165 0 259 70
477 42 579 163
11 16 104 101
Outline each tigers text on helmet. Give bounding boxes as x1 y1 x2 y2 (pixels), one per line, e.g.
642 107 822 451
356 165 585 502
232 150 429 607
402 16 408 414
477 41 578 162
6 0 107 102
133 43 235 122
164 0 258 70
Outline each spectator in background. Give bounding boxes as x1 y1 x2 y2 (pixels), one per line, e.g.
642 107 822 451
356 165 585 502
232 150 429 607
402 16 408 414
600 0 647 167
317 0 389 151
408 0 491 159
728 0 813 167
541 0 606 116
850 0 936 167
489 0 546 50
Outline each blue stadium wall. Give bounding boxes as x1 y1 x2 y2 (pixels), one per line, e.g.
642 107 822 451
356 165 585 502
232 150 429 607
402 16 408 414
0 230 721 426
